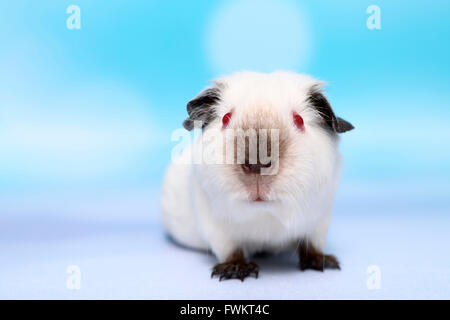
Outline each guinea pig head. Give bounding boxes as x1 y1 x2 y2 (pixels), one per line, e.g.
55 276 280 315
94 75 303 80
183 71 354 206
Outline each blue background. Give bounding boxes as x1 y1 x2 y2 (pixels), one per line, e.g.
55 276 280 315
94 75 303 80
1 1 449 299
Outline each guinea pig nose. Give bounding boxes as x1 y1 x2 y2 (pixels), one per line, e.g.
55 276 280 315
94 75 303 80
261 161 272 168
241 163 253 174
241 162 271 174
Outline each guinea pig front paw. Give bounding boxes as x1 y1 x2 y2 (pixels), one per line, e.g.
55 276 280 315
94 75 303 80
298 241 341 272
211 261 259 281
211 249 259 281
299 253 340 271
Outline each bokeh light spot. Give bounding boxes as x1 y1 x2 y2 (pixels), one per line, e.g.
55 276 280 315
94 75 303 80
206 0 312 75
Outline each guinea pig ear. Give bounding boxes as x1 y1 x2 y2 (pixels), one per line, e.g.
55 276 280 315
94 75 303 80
307 88 354 133
182 87 221 131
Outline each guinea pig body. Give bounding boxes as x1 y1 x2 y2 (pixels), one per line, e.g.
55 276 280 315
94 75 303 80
161 71 353 280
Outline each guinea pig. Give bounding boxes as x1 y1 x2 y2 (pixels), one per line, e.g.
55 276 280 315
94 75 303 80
161 71 354 281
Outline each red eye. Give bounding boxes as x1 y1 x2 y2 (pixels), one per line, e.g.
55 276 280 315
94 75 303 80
222 112 232 128
293 112 304 130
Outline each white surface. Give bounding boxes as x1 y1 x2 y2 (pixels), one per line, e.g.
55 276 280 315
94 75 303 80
0 188 449 299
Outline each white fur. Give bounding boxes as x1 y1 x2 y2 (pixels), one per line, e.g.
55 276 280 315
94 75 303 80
161 71 342 262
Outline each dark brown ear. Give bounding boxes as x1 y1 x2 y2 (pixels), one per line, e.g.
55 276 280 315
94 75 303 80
307 89 354 133
183 87 221 131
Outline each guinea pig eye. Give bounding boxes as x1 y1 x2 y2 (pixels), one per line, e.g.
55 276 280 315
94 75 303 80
222 112 232 128
293 112 304 130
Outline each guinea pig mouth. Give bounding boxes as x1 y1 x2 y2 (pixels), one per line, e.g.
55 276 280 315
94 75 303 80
239 173 272 202
249 189 271 202
249 195 274 203
244 179 272 202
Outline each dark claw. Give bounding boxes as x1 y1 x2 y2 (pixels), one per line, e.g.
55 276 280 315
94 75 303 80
300 254 340 271
212 261 259 281
324 255 340 270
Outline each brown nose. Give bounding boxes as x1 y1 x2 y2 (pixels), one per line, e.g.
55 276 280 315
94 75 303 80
241 161 272 174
